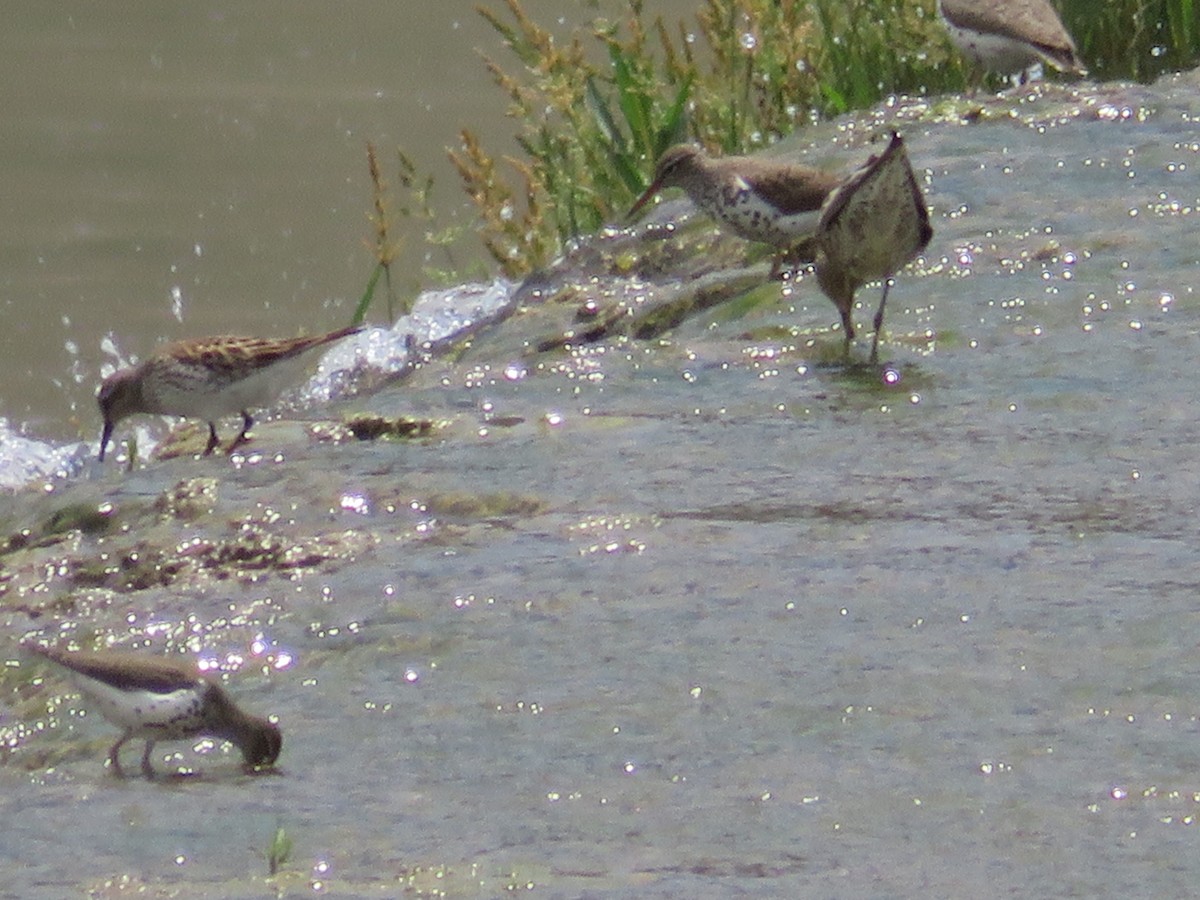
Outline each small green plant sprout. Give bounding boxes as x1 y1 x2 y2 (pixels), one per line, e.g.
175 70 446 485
266 825 293 877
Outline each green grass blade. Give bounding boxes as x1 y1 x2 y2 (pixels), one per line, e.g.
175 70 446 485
610 45 652 153
654 73 693 157
611 153 644 196
353 262 385 326
585 75 626 151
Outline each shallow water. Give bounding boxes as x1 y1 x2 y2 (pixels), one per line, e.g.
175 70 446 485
4 9 1200 899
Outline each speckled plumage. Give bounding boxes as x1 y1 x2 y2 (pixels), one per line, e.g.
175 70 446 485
98 325 362 460
815 132 933 363
629 145 841 274
31 644 282 777
938 0 1085 82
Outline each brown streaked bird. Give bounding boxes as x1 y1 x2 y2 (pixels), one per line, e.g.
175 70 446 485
814 132 933 363
938 0 1086 85
98 325 363 460
628 144 842 277
29 643 282 778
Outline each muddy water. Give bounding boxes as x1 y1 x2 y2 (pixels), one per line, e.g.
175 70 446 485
4 6 1200 898
0 0 695 454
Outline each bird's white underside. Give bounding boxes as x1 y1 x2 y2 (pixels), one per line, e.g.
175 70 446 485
942 21 1044 75
710 176 822 244
148 354 317 421
71 675 205 737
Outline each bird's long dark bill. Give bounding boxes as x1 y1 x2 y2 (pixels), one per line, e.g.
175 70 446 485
627 176 666 221
98 420 114 461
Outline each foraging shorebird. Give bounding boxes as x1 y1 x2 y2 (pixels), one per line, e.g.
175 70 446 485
98 325 362 460
937 0 1086 85
814 132 933 363
628 145 841 277
30 643 282 778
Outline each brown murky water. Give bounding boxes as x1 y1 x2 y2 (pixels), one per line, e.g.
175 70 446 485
0 0 695 448
4 3 1200 898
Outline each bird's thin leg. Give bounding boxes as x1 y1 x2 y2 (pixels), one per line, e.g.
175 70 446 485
203 423 220 456
774 241 815 280
229 411 254 453
140 740 157 779
108 732 131 777
840 307 855 360
870 281 893 365
965 63 985 99
788 236 819 268
769 251 783 281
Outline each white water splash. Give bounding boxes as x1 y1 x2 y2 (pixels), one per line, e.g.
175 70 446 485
0 279 516 489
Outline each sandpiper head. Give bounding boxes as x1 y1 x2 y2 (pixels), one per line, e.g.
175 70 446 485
628 145 704 218
97 367 143 461
239 717 283 769
201 678 283 768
